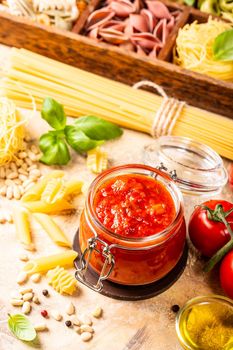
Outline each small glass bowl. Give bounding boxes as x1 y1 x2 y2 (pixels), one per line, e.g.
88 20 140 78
176 295 233 350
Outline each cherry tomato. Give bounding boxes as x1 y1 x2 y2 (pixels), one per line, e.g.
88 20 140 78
188 200 233 257
220 250 233 299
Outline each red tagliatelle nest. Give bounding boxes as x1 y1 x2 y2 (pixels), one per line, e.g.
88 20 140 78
85 0 180 58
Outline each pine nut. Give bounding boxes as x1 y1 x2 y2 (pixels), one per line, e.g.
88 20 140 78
13 185 21 200
14 179 22 185
5 179 14 186
23 292 33 302
19 253 29 262
79 315 92 326
22 301 31 314
11 299 24 306
16 271 28 284
19 174 28 182
32 295 40 304
28 165 38 171
24 134 33 142
23 179 34 188
7 172 18 180
70 316 80 326
5 169 12 177
80 325 94 333
31 273 41 283
80 332 93 342
27 151 37 161
16 159 23 167
66 302 75 316
6 186 13 200
21 163 28 170
18 168 28 176
18 152 27 159
34 323 47 331
92 306 102 318
30 169 41 178
29 175 38 182
0 167 6 179
75 326 81 334
0 186 7 196
25 158 33 166
19 287 33 295
51 310 62 321
10 163 18 172
31 145 39 154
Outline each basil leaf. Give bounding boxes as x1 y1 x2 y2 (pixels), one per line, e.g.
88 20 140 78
65 126 104 154
8 314 36 342
74 116 123 140
41 97 66 130
213 29 233 61
39 131 70 165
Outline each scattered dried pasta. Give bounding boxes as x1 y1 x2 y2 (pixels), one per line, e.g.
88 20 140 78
87 147 108 174
47 266 78 295
13 207 35 251
33 213 71 247
41 178 66 204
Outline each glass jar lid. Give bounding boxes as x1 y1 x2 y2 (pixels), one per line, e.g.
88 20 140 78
143 136 228 195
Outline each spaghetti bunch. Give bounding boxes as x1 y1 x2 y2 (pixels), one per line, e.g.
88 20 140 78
174 18 233 81
1 48 233 160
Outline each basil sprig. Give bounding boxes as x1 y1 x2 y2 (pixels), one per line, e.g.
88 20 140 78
8 314 36 342
39 97 123 165
213 29 233 61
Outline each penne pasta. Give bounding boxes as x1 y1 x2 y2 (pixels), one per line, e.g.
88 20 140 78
22 199 75 214
13 207 34 251
41 178 66 204
21 170 65 202
23 250 78 274
33 213 71 248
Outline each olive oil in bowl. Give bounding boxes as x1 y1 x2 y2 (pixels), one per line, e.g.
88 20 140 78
176 295 233 350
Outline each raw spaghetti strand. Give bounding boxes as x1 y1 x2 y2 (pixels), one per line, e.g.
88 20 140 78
174 18 233 82
1 48 233 160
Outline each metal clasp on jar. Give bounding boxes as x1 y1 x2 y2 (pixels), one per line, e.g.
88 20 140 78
156 162 177 181
74 236 115 292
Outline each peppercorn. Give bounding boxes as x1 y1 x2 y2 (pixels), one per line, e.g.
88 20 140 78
65 320 72 328
41 310 48 318
42 289 49 297
171 304 180 313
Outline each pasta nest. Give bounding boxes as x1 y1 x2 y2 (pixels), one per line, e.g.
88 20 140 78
0 97 26 165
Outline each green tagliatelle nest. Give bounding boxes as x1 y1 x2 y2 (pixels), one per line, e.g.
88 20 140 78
0 97 26 165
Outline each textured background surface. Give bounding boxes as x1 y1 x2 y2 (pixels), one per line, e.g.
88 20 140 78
0 44 232 350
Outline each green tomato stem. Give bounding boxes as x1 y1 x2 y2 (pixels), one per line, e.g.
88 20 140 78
204 205 233 272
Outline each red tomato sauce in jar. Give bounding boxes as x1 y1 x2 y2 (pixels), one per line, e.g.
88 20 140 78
79 164 186 286
94 174 176 238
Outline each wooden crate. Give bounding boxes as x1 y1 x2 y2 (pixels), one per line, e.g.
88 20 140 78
0 1 232 118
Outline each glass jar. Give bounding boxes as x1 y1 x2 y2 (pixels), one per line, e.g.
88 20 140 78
176 295 233 350
78 164 186 290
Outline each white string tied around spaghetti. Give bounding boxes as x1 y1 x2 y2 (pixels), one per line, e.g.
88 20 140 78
133 81 186 138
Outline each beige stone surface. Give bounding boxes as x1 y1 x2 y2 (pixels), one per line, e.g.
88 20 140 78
0 44 232 350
